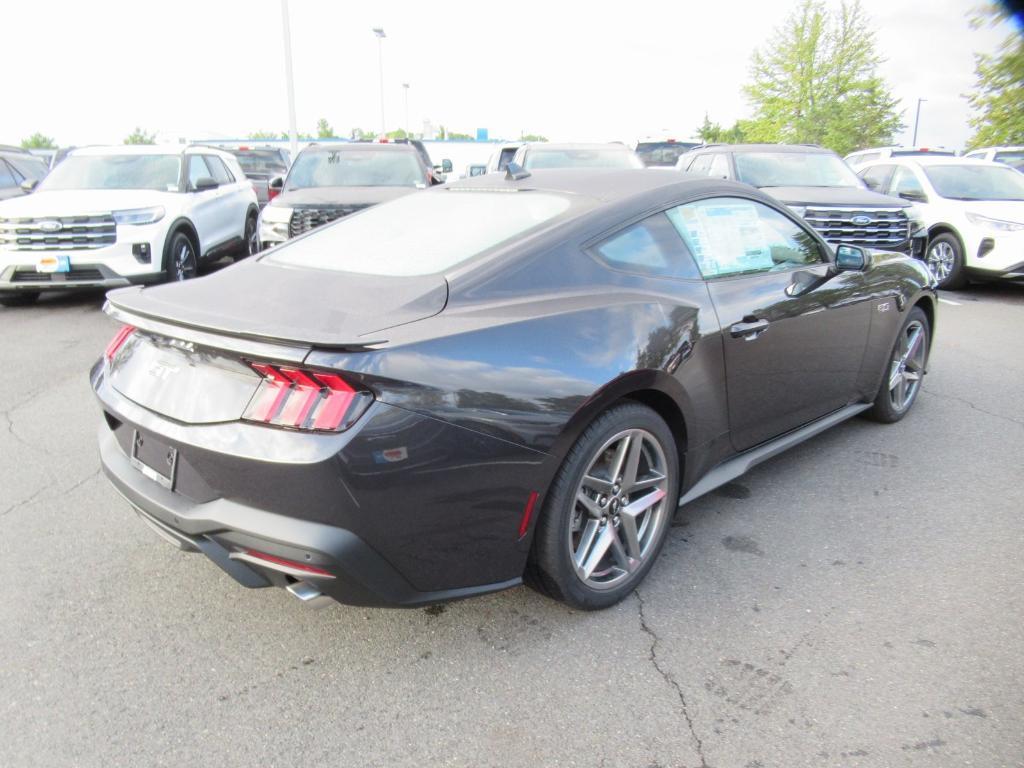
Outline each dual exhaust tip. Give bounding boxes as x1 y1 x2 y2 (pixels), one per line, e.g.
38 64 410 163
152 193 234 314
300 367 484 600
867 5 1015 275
286 580 334 609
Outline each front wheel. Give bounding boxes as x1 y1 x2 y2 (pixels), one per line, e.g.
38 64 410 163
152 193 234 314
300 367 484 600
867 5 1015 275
925 233 966 290
526 402 679 610
163 231 197 282
866 306 930 423
243 214 258 257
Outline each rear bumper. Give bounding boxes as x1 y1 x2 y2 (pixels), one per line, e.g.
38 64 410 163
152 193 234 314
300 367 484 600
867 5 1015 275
92 362 548 607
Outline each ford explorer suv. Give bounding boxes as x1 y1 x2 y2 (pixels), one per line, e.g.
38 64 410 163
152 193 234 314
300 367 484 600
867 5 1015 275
678 144 926 257
257 142 438 249
0 145 258 306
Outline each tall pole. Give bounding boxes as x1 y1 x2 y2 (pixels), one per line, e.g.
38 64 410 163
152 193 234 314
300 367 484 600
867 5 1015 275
373 28 386 136
912 98 926 146
402 83 410 138
281 0 298 158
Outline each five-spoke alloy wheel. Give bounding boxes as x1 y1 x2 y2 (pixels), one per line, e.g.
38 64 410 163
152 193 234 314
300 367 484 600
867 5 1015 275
867 306 930 423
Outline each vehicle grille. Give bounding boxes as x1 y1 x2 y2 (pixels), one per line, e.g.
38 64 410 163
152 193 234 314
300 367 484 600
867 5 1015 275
288 205 369 238
0 215 117 251
802 207 910 250
10 268 105 282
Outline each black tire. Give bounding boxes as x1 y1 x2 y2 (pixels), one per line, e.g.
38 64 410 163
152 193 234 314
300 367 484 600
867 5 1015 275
162 230 198 282
925 232 967 290
865 306 930 424
0 291 39 307
526 402 679 610
242 213 258 258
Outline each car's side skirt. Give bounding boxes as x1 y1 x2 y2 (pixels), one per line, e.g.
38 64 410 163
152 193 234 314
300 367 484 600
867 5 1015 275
678 402 872 507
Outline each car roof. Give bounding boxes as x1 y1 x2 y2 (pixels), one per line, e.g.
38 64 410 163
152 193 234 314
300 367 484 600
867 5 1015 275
968 146 1024 152
301 142 418 154
525 142 633 152
693 143 830 154
876 156 1000 168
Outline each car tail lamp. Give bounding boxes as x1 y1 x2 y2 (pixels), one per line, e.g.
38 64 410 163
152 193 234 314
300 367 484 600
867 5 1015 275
267 182 279 202
104 325 136 361
242 362 370 432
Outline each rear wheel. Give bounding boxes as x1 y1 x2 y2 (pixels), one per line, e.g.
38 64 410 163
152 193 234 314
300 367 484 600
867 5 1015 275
244 213 258 257
925 233 966 290
866 306 930 423
526 402 679 610
163 231 197 282
0 291 39 307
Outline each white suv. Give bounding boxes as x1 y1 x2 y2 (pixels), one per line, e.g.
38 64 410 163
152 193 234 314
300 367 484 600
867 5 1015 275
0 145 258 306
961 146 1024 172
858 155 1024 289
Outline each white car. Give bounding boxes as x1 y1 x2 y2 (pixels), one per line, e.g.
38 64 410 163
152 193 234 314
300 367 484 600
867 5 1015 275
857 156 1024 288
961 146 1024 172
844 146 955 172
0 145 258 306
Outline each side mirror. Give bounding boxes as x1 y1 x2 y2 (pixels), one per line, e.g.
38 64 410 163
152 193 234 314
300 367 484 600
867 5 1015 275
439 159 453 174
898 190 928 204
861 177 881 191
835 244 868 271
268 176 285 190
20 179 39 194
194 177 219 192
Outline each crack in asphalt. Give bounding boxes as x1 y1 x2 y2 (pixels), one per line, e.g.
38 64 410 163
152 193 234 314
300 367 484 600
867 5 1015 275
0 468 101 519
634 589 710 768
921 388 1024 428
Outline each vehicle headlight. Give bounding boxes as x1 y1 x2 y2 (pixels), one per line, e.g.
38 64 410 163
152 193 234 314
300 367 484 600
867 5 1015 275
965 212 1024 232
258 206 292 240
112 206 165 225
787 205 807 219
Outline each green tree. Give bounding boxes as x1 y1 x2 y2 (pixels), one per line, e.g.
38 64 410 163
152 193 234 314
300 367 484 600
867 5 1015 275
696 114 749 144
519 133 548 142
350 127 375 140
743 0 902 155
316 118 336 139
124 127 156 145
248 130 279 140
21 132 56 149
386 128 409 140
446 131 474 140
965 4 1024 148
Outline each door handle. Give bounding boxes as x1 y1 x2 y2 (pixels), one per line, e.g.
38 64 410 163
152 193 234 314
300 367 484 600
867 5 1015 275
730 318 770 340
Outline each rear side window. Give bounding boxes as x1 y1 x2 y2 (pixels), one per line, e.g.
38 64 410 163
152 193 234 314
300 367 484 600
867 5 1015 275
593 213 701 280
667 197 823 279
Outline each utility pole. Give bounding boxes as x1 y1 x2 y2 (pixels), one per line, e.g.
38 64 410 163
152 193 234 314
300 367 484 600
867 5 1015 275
912 98 926 146
373 28 386 136
281 0 298 158
402 83 410 138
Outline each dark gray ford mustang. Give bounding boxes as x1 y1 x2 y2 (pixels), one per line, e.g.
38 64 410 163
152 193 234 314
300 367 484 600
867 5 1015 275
92 168 936 610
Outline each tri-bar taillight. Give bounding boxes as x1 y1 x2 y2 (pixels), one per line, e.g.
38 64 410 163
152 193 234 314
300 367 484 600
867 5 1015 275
105 325 136 361
242 362 367 432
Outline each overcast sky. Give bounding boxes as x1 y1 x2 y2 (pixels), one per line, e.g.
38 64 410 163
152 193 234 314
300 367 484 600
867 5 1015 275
2 0 1013 151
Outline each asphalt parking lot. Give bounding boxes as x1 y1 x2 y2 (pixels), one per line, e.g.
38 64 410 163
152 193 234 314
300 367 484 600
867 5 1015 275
2 280 1022 768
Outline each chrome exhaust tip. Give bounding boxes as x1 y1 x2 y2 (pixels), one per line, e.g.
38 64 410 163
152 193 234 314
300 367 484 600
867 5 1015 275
286 581 334 609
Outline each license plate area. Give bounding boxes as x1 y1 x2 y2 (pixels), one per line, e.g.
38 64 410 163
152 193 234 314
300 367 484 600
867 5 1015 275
37 255 70 273
130 430 177 490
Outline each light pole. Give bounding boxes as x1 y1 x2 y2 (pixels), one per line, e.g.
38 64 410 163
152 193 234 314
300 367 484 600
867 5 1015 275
912 98 926 146
281 0 298 158
402 83 410 138
373 28 386 137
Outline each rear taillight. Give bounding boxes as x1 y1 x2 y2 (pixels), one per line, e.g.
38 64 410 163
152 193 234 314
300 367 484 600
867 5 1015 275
267 183 279 202
242 362 368 432
104 325 135 361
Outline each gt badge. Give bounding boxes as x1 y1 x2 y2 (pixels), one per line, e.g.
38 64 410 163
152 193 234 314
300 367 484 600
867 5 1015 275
877 301 891 312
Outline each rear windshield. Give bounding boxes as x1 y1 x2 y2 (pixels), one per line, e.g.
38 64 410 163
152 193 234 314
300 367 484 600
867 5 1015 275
265 190 573 276
635 142 700 167
286 149 424 189
923 164 1024 201
524 148 642 170
232 151 287 176
38 154 181 192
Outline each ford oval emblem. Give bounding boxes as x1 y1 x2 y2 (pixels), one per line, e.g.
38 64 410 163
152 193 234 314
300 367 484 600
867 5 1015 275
851 215 872 226
38 219 63 232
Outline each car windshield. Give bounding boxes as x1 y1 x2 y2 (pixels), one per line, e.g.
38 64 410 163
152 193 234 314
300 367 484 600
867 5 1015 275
635 142 700 167
734 152 862 188
923 164 1024 201
286 149 424 189
994 151 1024 171
38 154 181 192
232 151 287 176
524 148 642 170
265 190 573 276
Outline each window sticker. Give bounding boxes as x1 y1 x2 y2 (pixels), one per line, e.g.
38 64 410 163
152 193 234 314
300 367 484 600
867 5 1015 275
667 201 773 277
